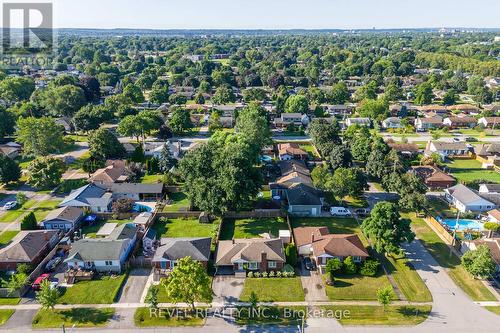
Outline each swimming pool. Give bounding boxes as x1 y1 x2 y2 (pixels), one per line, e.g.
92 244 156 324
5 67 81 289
133 203 153 212
440 218 484 231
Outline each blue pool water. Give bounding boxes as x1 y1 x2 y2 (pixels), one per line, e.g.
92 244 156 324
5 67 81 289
440 218 484 231
133 203 153 212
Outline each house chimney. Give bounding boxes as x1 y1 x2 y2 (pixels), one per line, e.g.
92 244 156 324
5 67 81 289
261 251 267 272
311 232 315 244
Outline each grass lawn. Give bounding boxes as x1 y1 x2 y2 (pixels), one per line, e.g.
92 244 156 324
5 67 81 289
141 174 164 184
299 144 320 158
54 179 88 195
323 305 431 326
0 309 14 326
154 218 215 238
0 199 37 223
149 282 213 304
0 298 20 305
219 217 288 240
234 306 306 326
379 255 432 302
445 158 500 183
427 196 456 218
32 199 62 221
323 273 395 301
240 278 305 302
163 192 190 212
134 307 206 327
80 219 131 238
32 308 115 328
485 306 500 315
408 213 496 301
291 217 368 246
58 274 127 304
342 196 369 208
0 231 19 248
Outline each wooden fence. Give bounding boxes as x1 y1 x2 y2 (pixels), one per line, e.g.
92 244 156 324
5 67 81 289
425 216 461 249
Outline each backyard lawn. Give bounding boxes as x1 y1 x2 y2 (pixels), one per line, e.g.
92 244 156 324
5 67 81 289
80 219 132 238
154 218 215 238
239 278 305 302
32 308 115 328
299 144 320 158
141 174 164 184
163 192 190 212
323 305 431 326
323 273 395 301
0 309 14 326
291 217 369 246
58 275 127 304
445 158 500 183
219 217 288 240
32 199 63 221
0 231 19 248
134 307 206 327
408 213 496 301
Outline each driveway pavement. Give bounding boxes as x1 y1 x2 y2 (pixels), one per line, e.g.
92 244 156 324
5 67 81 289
299 260 328 302
117 268 151 303
212 276 245 304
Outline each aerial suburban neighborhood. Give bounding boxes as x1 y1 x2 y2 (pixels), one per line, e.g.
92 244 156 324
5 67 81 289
0 2 499 332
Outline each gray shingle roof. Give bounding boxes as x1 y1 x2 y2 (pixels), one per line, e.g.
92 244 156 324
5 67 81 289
153 237 211 262
0 230 58 263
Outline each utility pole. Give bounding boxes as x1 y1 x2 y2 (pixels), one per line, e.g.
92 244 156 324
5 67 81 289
450 211 460 258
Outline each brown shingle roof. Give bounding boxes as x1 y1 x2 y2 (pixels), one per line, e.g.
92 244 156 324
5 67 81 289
215 238 285 266
278 143 308 158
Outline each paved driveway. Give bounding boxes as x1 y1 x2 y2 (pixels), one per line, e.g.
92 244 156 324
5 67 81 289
299 260 328 302
117 268 151 303
212 276 245 304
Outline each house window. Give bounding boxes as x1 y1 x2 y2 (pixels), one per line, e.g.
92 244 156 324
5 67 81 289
268 261 277 268
238 263 244 270
249 262 259 270
353 256 361 263
105 261 113 266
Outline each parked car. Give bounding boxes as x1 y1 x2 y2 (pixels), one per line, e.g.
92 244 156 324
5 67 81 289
353 208 370 216
2 201 17 210
49 281 59 290
45 257 62 272
32 274 50 290
303 257 316 271
330 207 352 217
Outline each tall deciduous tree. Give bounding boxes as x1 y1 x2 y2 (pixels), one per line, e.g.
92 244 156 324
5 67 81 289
235 103 271 150
461 245 496 279
162 257 212 312
36 279 59 311
88 128 125 159
16 117 65 156
361 202 414 255
26 157 66 190
168 107 193 135
284 95 309 114
0 155 21 184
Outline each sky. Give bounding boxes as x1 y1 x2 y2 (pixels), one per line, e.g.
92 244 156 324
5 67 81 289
4 0 500 30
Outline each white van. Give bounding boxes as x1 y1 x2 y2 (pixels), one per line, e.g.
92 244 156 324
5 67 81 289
330 207 351 217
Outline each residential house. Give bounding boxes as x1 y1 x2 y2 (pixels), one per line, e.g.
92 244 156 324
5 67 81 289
274 113 309 128
104 183 163 201
65 223 137 273
89 160 129 185
410 166 455 189
143 141 180 159
478 117 500 129
270 160 323 216
475 144 500 159
152 237 211 280
293 227 369 271
0 230 59 271
0 142 21 159
277 143 308 161
425 141 468 158
468 238 500 273
41 207 84 232
443 116 477 128
345 117 370 127
215 238 286 275
416 105 447 117
444 184 496 213
414 116 443 131
479 184 500 194
55 117 74 133
386 141 419 156
59 183 113 213
447 104 480 115
381 117 404 129
323 104 354 116
219 115 235 128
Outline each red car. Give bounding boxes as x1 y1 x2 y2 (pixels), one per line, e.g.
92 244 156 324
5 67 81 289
32 274 50 290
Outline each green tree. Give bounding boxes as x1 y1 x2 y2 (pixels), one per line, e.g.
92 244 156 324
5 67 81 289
123 84 145 103
5 272 29 295
0 76 35 102
146 285 159 310
20 212 37 230
284 95 309 114
414 82 434 105
326 145 352 170
442 89 457 106
168 107 193 135
376 286 394 311
88 128 125 159
42 85 86 117
248 291 259 309
357 99 389 121
158 144 176 173
36 279 59 311
208 112 222 133
0 155 21 184
361 202 415 255
0 107 16 139
162 257 213 312
285 243 298 266
331 167 367 199
235 103 271 149
307 118 341 156
212 85 236 105
330 82 350 104
461 245 496 279
26 157 66 190
72 105 102 132
16 117 65 156
325 258 343 275
343 256 357 274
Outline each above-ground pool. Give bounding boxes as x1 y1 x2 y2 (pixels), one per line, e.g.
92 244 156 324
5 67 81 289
133 203 153 212
440 218 484 231
260 155 273 162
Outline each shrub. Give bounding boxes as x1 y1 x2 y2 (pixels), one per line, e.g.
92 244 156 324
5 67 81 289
254 272 261 278
276 271 282 277
20 212 37 230
247 271 254 278
325 258 343 275
343 256 357 274
284 243 298 266
360 259 380 276
484 222 500 232
269 271 275 277
261 272 268 278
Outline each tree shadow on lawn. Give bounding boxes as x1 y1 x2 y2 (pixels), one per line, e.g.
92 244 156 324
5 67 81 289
219 219 235 240
58 308 114 325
